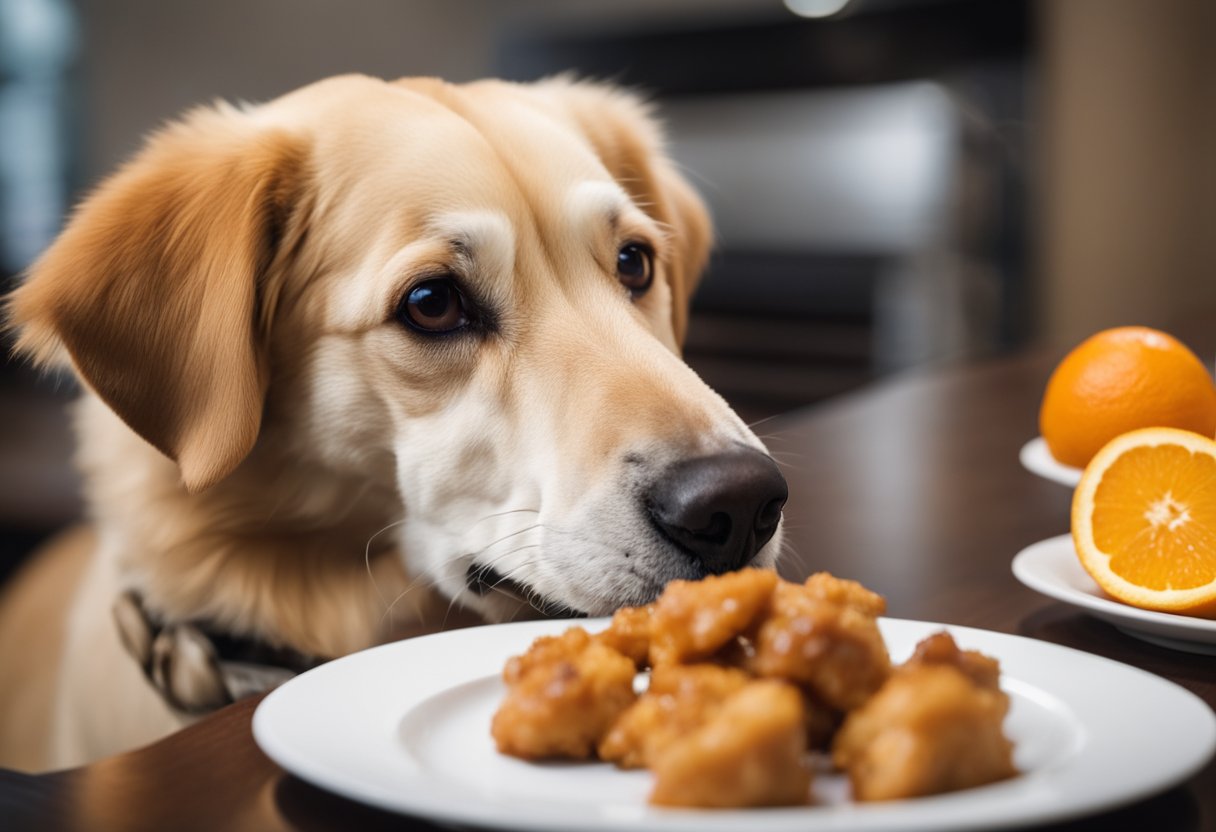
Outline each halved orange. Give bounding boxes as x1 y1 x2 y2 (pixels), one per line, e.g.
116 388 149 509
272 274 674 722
1072 427 1216 617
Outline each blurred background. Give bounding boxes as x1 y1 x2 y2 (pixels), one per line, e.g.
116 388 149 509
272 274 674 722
0 0 1213 581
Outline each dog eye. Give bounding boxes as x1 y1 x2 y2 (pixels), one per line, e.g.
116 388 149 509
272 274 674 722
617 243 654 295
398 277 470 334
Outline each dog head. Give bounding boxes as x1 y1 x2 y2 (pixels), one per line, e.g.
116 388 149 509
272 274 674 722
9 75 786 621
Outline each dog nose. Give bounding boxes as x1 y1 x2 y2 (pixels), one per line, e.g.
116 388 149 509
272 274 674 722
647 447 788 574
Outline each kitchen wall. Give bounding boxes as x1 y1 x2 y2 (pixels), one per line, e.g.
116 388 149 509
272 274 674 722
1038 0 1216 346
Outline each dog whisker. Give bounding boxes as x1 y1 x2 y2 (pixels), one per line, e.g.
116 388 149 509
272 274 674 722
383 552 493 631
769 455 806 473
774 538 810 574
471 507 541 526
480 558 542 603
515 530 654 613
754 432 793 444
464 545 545 598
747 411 797 431
767 449 806 460
468 522 545 560
379 583 420 627
472 542 543 573
378 559 461 628
471 554 589 620
439 576 464 632
376 514 548 626
363 518 409 614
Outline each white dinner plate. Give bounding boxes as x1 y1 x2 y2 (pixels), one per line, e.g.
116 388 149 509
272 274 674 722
253 617 1215 831
1019 437 1082 487
1013 533 1216 655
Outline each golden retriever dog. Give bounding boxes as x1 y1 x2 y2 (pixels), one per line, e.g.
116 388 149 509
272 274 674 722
0 74 787 771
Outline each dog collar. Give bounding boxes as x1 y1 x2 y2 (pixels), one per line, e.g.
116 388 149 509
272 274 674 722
112 590 325 715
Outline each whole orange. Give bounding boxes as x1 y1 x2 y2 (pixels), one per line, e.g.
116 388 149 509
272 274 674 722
1040 326 1216 468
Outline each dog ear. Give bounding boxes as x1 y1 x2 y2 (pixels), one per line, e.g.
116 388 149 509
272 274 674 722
7 104 306 493
535 79 713 346
648 160 712 347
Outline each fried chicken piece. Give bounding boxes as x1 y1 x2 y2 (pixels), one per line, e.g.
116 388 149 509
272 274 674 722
594 605 653 669
832 662 1016 801
649 680 811 808
903 630 1001 691
501 627 593 686
744 581 891 711
492 629 637 759
649 568 778 666
598 663 750 768
491 575 1019 809
802 572 887 617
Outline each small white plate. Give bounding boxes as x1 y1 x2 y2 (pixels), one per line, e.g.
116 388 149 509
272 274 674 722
1013 534 1216 654
254 617 1215 831
1019 437 1082 487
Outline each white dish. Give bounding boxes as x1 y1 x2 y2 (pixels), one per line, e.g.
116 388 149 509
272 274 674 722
1013 534 1216 654
1019 437 1082 487
254 616 1215 831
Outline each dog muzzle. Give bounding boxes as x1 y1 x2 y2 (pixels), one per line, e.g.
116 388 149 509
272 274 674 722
112 590 324 715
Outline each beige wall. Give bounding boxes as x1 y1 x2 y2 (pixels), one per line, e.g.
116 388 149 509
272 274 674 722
1039 0 1216 346
73 0 775 183
75 0 502 180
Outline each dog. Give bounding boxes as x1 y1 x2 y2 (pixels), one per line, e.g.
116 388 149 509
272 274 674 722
0 74 787 771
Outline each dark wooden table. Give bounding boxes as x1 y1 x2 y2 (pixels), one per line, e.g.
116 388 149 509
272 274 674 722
3 348 1214 832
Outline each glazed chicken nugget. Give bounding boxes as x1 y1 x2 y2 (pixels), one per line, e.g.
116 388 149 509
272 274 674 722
801 572 887 617
649 680 811 808
501 626 592 686
492 634 637 759
598 663 750 768
594 604 653 669
832 663 1015 801
903 630 1001 690
746 585 891 711
649 568 778 665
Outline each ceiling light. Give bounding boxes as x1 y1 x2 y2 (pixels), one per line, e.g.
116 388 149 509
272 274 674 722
784 0 852 19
